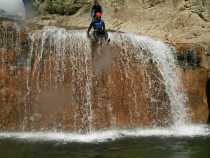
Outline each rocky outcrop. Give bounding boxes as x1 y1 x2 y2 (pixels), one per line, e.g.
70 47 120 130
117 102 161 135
33 0 91 15
0 21 209 132
0 23 171 132
28 0 210 54
179 68 208 123
32 0 210 19
175 43 209 123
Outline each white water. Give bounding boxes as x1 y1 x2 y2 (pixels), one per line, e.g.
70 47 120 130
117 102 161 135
0 0 25 17
27 27 93 132
110 33 189 126
27 27 188 129
0 125 209 143
1 27 201 142
132 34 189 127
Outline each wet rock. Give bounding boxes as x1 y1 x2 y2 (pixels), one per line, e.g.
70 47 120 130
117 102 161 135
178 68 209 123
175 43 209 123
175 43 203 68
175 43 210 70
0 21 209 132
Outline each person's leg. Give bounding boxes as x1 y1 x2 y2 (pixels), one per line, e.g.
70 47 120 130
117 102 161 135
104 32 108 40
97 32 103 45
93 31 98 42
104 32 110 43
98 32 107 40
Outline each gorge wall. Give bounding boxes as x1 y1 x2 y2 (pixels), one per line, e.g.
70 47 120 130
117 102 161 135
0 20 208 133
27 0 210 57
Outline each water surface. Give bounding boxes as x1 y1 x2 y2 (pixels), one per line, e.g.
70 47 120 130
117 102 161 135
0 125 209 158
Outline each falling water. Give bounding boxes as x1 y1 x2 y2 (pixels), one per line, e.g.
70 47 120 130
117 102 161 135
130 34 189 126
110 33 189 126
27 27 93 132
25 27 189 131
2 24 210 145
0 0 25 19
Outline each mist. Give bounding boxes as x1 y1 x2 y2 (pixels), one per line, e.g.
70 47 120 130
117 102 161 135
0 0 25 18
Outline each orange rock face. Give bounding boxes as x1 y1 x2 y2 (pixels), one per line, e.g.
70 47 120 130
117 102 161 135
0 29 27 130
0 22 208 132
175 43 209 123
180 68 209 123
23 34 171 132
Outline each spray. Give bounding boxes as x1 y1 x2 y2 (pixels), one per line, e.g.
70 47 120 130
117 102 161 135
0 0 25 18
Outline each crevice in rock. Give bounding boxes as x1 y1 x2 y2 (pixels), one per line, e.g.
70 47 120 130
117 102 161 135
206 77 210 124
177 48 200 68
196 12 209 22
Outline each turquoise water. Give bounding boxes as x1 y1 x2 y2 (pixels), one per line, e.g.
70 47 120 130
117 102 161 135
0 126 210 158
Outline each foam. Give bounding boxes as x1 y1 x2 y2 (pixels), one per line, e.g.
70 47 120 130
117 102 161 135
0 125 209 143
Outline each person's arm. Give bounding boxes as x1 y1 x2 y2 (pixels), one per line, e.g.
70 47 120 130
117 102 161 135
87 22 93 37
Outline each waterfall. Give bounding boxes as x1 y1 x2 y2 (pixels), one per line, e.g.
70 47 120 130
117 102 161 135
24 27 189 132
27 27 93 132
110 33 189 126
0 0 25 18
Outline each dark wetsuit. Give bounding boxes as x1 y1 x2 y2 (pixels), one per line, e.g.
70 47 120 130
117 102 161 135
88 19 108 40
91 5 103 19
206 78 210 123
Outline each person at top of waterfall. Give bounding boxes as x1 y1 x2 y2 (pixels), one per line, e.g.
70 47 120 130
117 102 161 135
91 0 103 21
87 12 108 41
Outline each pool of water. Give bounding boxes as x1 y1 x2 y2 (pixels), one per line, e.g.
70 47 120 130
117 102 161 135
0 125 210 158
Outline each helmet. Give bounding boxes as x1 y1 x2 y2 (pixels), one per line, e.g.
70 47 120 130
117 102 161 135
95 12 102 17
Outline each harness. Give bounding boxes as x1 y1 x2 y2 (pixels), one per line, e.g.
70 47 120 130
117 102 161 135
93 20 104 32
